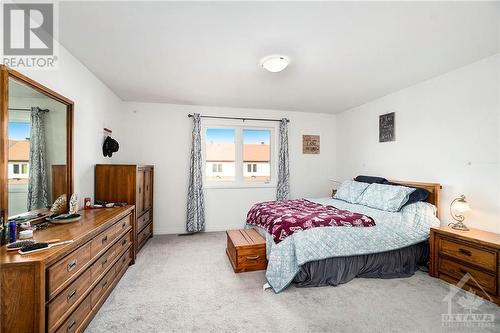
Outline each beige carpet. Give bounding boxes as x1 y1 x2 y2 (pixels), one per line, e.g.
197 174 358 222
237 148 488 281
85 232 500 333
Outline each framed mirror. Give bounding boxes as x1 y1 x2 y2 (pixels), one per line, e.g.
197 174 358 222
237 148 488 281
0 66 73 227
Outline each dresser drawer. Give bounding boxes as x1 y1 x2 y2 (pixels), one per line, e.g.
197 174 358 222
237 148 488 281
114 214 132 237
54 295 91 333
439 237 497 271
48 269 91 332
91 265 115 308
439 257 497 294
47 242 92 298
114 249 131 278
114 232 131 258
91 224 119 258
137 210 151 232
137 222 153 249
90 243 117 283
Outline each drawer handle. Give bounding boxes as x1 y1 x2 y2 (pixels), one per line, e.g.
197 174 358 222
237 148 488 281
122 221 126 228
246 255 259 260
102 280 108 289
67 259 77 272
67 289 77 303
458 268 469 275
122 239 127 246
67 319 76 333
102 258 108 266
459 248 472 256
102 235 108 244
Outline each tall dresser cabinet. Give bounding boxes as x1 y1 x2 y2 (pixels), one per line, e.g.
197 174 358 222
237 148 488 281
95 165 154 256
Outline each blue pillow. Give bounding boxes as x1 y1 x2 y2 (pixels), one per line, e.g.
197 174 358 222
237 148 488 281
357 183 416 212
334 180 370 203
354 175 388 184
384 181 429 207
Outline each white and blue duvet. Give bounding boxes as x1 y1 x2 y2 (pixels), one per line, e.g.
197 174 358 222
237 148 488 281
249 198 440 293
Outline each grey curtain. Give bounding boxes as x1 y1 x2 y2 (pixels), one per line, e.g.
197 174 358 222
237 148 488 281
186 113 205 232
276 119 290 200
27 107 49 211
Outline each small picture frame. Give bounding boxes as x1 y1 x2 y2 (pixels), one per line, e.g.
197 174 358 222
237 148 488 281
379 112 395 142
303 135 320 154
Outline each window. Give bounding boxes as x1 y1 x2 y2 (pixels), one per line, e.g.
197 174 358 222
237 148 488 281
205 128 235 181
243 130 271 183
211 163 223 173
21 163 28 174
204 123 274 186
246 163 258 173
13 164 19 174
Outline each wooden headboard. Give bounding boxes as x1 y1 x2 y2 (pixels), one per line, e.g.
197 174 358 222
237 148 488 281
390 180 442 219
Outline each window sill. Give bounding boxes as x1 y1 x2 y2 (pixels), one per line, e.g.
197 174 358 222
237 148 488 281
204 183 277 190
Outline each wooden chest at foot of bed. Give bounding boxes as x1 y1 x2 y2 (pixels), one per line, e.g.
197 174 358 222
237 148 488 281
226 229 267 273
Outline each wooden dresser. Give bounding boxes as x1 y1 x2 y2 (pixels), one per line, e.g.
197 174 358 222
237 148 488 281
0 206 134 333
95 164 154 256
430 226 500 306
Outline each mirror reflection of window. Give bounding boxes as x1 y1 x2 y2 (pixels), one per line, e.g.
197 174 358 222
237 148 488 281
8 78 67 218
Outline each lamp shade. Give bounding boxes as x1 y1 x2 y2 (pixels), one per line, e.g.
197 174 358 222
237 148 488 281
452 199 470 213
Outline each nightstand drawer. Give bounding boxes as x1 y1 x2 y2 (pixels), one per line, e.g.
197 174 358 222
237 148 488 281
439 257 497 294
439 237 496 271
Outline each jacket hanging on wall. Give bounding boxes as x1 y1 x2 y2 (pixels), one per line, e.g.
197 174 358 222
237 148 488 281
102 136 119 157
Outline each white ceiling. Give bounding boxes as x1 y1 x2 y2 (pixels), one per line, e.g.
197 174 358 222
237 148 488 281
59 1 500 114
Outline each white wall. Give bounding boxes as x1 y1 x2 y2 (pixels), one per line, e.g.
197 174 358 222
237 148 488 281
336 54 500 233
13 45 124 205
116 103 336 234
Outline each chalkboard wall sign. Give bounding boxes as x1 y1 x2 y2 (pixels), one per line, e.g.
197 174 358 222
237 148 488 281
379 112 395 142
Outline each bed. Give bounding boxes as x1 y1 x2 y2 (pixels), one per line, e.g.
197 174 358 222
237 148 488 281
246 180 442 293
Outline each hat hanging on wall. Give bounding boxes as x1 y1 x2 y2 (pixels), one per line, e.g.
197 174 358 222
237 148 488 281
103 136 119 157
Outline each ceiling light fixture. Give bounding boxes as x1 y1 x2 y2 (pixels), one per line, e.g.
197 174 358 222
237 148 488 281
260 55 289 73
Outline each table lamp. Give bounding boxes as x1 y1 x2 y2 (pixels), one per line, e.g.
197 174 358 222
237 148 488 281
449 194 471 231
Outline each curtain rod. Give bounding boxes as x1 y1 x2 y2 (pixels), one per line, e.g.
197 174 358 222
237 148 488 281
187 114 289 123
8 108 49 112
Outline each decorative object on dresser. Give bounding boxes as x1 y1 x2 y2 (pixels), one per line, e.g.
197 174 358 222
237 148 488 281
226 229 267 273
449 194 471 231
0 206 135 333
430 226 500 306
95 164 154 257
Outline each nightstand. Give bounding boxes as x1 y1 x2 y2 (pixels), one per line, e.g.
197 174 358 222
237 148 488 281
430 226 500 305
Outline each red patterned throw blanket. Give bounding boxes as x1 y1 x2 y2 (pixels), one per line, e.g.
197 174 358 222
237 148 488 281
246 199 375 244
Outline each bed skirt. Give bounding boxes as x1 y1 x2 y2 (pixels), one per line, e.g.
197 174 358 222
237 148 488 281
293 241 429 288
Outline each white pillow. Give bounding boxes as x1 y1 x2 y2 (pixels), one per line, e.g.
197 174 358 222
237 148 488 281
357 183 416 212
334 180 370 203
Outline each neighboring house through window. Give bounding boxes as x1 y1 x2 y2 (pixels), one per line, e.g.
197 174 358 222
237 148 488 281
7 136 30 182
203 122 275 186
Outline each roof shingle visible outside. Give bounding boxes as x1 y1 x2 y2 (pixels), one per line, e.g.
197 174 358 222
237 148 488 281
206 143 269 162
8 139 30 161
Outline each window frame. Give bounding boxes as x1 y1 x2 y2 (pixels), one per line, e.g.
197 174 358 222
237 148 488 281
202 119 277 189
